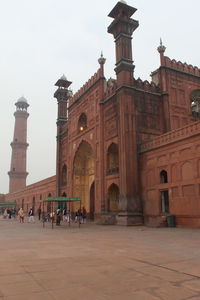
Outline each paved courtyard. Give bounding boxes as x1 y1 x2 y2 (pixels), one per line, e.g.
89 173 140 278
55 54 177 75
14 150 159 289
0 218 200 300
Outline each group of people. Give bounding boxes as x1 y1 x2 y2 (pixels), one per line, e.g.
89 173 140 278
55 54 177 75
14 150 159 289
7 206 88 226
48 206 87 226
18 207 36 223
2 208 16 219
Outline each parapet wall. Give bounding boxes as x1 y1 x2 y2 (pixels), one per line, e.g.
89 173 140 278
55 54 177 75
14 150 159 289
103 77 161 100
133 78 161 93
69 68 102 106
163 56 200 77
140 120 200 153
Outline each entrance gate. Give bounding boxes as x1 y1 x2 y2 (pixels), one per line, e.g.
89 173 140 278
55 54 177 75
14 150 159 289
73 141 94 218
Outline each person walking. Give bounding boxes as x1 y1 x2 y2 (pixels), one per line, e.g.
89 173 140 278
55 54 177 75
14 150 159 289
75 209 82 223
18 208 25 223
56 207 61 226
3 209 8 219
28 207 35 223
12 208 16 218
75 210 78 223
66 210 71 223
7 209 12 219
62 207 67 221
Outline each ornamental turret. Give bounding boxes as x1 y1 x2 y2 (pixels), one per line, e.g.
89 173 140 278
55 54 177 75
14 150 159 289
54 75 72 126
108 1 139 85
157 38 166 65
98 52 106 77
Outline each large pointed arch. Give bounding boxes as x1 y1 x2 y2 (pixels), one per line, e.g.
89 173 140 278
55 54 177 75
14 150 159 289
73 140 94 217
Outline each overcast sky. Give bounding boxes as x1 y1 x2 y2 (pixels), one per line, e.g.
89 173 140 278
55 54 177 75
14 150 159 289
0 0 199 194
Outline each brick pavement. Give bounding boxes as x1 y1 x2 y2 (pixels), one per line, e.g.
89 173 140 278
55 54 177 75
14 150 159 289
0 217 200 299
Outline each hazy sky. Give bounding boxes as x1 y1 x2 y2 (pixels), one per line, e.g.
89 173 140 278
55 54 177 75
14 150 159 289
0 0 199 193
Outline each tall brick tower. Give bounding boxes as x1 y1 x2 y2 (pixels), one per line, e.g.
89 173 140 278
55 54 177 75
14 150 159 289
8 97 29 193
108 1 143 225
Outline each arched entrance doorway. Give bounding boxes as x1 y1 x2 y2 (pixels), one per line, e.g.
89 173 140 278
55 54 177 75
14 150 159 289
108 184 119 212
73 141 94 219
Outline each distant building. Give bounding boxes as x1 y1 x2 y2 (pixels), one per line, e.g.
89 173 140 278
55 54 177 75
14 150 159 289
5 1 200 227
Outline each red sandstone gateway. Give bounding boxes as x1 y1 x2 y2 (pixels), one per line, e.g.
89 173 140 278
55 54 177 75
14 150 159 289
5 1 200 228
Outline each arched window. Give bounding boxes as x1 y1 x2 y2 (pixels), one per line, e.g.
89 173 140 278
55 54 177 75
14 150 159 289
61 165 67 185
106 143 119 175
108 184 119 212
160 170 168 184
190 90 200 119
78 113 87 133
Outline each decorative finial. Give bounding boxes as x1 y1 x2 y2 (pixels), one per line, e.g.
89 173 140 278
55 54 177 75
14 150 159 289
17 96 28 103
98 51 106 65
157 38 166 54
60 74 67 81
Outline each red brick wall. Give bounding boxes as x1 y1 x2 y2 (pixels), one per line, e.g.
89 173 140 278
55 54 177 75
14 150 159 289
0 194 5 202
156 57 200 131
140 121 200 227
5 176 56 213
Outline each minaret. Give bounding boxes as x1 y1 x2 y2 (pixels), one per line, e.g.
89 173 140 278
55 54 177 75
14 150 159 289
108 0 139 85
54 75 72 196
107 2 143 225
8 97 29 193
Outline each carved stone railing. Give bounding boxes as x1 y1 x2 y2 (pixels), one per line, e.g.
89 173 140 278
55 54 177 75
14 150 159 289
140 121 200 153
